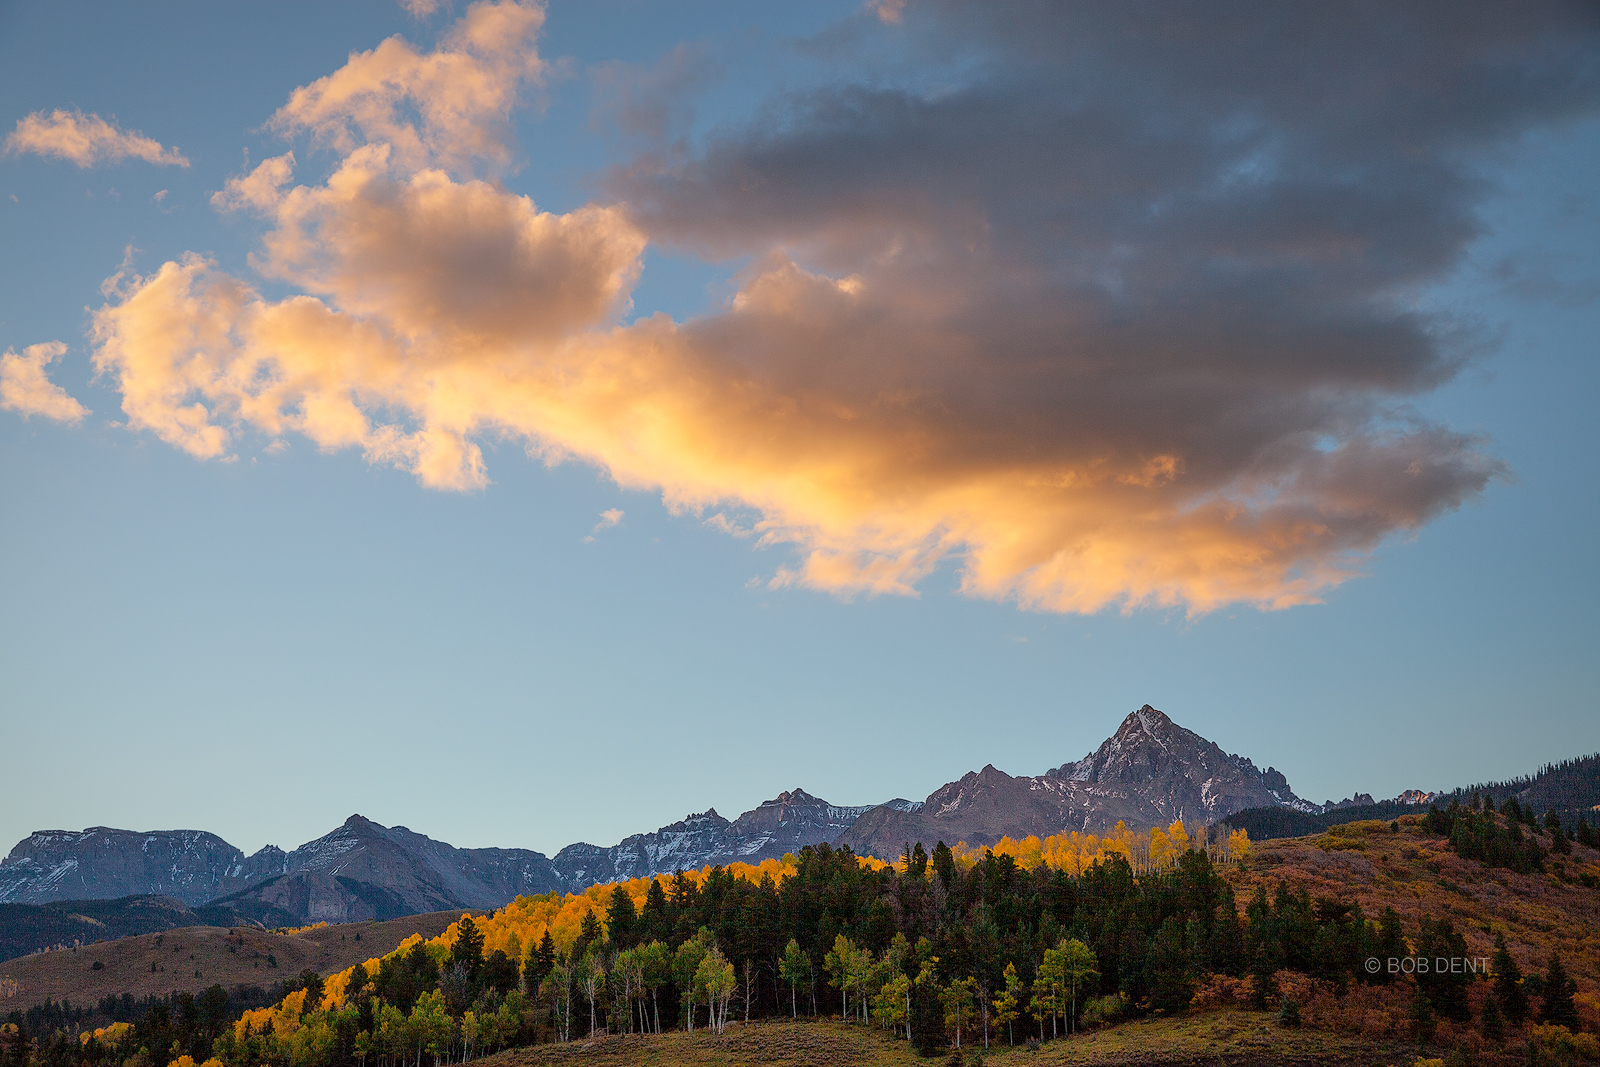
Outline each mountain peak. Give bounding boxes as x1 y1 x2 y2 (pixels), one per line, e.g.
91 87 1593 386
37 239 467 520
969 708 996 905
1120 704 1174 736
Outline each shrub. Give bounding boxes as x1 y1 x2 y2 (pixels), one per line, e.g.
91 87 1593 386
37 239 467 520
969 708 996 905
1081 994 1127 1029
1278 999 1302 1028
1527 1025 1600 1067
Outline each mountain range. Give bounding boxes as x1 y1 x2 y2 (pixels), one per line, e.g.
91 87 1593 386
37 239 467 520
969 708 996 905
1 705 1422 934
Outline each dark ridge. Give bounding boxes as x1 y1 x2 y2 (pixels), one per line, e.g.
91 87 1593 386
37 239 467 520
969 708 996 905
1219 801 1427 841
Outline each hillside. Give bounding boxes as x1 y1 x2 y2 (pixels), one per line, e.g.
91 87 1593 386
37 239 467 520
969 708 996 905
1225 752 1600 841
481 1013 1412 1067
1223 814 1600 1019
0 910 467 1009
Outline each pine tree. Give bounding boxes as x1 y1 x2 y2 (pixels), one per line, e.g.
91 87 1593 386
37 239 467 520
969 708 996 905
1480 992 1504 1042
642 877 671 943
527 930 557 990
910 843 929 877
1491 934 1527 1025
571 909 602 964
1538 953 1578 1028
450 915 485 980
607 885 638 949
932 842 955 888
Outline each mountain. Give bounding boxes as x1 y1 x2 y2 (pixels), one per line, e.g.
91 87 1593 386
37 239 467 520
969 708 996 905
836 705 1316 859
0 704 1352 923
203 816 564 926
547 788 881 887
0 828 272 907
0 790 898 927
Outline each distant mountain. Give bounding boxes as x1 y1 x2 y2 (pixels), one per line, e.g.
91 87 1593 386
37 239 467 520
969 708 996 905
28 704 1542 925
548 788 881 887
223 815 564 923
0 790 902 926
0 828 274 907
837 705 1316 858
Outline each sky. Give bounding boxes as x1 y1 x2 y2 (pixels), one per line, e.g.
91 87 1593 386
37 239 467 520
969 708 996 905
2 1 1598 860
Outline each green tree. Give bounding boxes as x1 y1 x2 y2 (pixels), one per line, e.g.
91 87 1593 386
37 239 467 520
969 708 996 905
778 939 809 1019
672 933 710 1031
1491 934 1528 1025
408 990 451 1066
823 934 858 1022
1480 992 1505 1043
877 972 913 1039
450 915 485 981
641 878 671 943
695 947 737 1035
639 940 672 1033
528 929 557 991
607 885 638 949
932 842 956 888
575 949 606 1037
1538 953 1578 1028
991 962 1023 1046
572 910 602 964
1059 939 1098 1035
940 977 976 1049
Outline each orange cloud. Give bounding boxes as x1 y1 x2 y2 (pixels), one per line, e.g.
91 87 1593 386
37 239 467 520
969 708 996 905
1 342 90 424
268 0 545 177
86 0 1539 615
4 110 188 168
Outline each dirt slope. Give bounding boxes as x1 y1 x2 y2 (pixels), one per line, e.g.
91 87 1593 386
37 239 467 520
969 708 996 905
0 910 470 1009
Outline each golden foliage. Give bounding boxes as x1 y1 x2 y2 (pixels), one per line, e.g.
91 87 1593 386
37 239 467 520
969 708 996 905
78 1022 133 1047
949 821 1248 873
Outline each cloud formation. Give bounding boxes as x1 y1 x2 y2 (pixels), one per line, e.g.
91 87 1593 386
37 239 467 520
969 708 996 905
4 110 189 167
88 0 1600 614
1 342 90 423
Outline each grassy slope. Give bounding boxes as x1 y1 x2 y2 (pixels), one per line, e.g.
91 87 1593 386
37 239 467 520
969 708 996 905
485 1014 1411 1067
0 911 469 1008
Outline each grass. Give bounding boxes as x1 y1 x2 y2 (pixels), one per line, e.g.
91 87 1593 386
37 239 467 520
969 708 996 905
484 1013 1414 1067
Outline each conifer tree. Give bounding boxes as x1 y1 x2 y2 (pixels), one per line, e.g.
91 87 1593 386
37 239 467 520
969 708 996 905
606 885 638 949
1538 953 1578 1029
527 930 556 991
1480 992 1504 1042
1491 934 1528 1025
449 916 484 981
932 842 955 889
641 878 670 942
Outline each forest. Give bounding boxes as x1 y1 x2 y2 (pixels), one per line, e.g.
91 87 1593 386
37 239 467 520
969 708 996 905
4 816 1592 1067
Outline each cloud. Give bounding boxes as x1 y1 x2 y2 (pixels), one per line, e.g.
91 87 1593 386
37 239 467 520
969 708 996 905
591 43 722 144
89 0 1600 615
1 342 90 423
399 0 442 16
4 110 189 167
267 0 546 176
583 508 624 542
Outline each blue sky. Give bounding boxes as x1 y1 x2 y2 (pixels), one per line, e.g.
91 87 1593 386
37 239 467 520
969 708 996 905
2 1 1597 859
